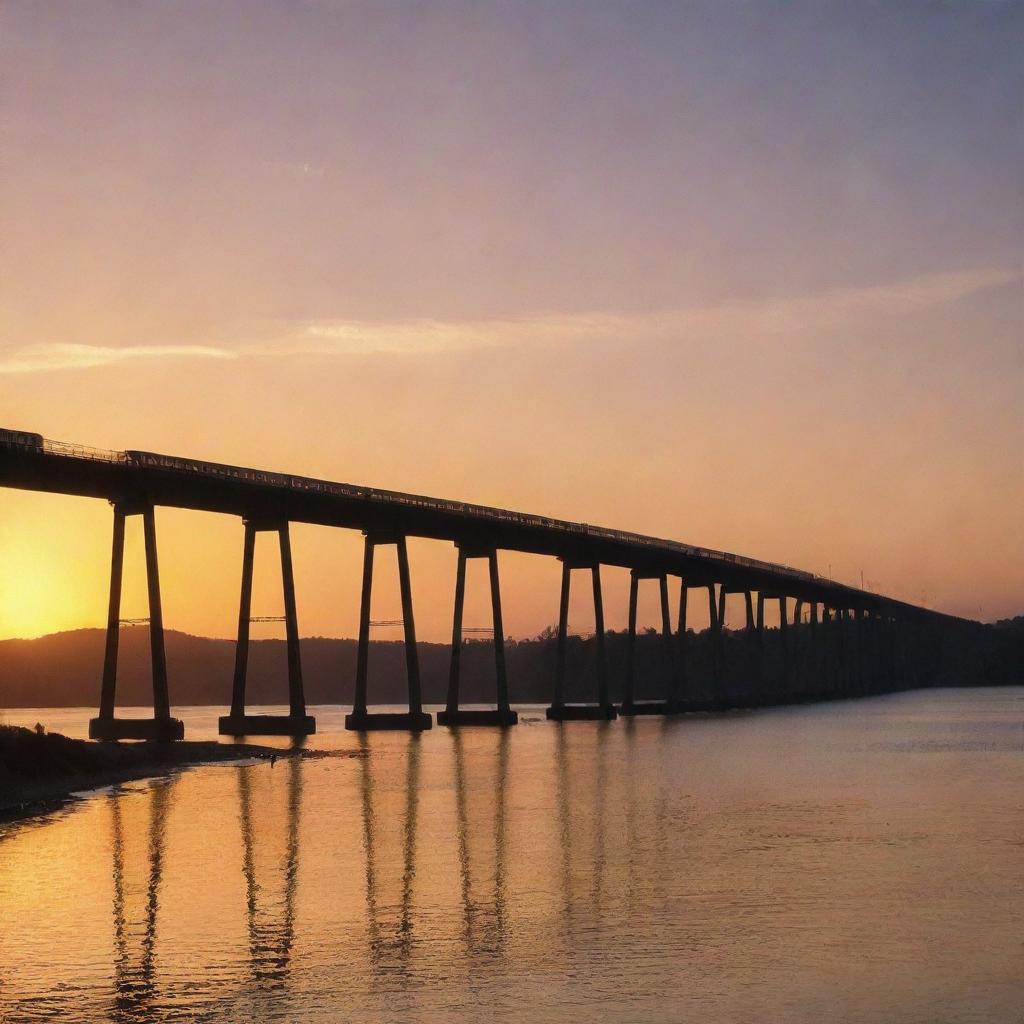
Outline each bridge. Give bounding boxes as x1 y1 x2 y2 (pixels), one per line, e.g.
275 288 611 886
0 430 978 740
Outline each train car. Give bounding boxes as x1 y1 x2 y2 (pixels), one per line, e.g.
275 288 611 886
0 428 44 450
125 449 296 489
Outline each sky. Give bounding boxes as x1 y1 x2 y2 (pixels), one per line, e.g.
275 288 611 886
1 0 1022 643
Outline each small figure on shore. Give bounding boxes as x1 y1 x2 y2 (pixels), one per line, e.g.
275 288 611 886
270 754 277 768
34 722 45 736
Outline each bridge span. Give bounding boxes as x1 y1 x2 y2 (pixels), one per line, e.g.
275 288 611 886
1 430 978 740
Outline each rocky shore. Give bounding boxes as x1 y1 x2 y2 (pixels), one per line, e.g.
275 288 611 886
0 724 289 824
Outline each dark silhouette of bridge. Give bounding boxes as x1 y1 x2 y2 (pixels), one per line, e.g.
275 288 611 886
0 430 980 740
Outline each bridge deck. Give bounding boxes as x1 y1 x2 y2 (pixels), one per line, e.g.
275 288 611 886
0 434 960 623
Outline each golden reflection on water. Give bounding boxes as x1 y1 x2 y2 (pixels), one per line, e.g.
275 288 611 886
1 692 1024 1023
109 776 176 1021
452 728 508 956
237 755 301 989
359 731 421 973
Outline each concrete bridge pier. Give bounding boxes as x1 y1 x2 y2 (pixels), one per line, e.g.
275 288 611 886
89 502 184 742
755 593 791 704
618 569 678 716
740 589 758 703
219 520 315 737
346 532 432 731
755 591 767 698
878 613 892 692
778 595 791 700
805 602 820 698
886 615 901 691
707 583 725 708
720 589 761 708
712 585 733 706
675 581 690 706
837 608 851 697
861 610 876 693
437 544 518 727
847 606 864 696
823 606 839 696
546 560 617 721
786 598 802 700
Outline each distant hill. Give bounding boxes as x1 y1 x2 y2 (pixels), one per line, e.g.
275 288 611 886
1 618 1018 711
0 629 463 708
0 628 664 709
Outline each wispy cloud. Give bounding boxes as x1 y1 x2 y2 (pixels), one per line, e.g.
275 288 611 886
277 265 1020 356
2 266 1016 372
0 343 236 375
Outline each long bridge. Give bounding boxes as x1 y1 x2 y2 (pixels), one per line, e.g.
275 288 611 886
0 429 978 740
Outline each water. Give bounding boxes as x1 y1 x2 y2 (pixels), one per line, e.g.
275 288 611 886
1 689 1022 1023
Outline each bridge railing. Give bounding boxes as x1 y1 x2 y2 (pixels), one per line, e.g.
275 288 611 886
42 439 126 464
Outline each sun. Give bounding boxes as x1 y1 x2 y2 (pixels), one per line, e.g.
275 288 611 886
0 494 106 640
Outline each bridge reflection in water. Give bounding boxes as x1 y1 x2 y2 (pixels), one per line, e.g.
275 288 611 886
2 696 1023 1022
237 756 302 990
107 776 177 1022
358 732 421 973
90 726 711 1017
90 727 530 1016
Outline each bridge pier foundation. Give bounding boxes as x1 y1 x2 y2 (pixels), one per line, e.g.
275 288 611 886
218 520 315 738
546 561 617 721
437 544 518 727
346 532 432 731
89 502 184 742
619 569 678 716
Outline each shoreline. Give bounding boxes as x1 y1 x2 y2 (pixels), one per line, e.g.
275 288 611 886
0 728 310 827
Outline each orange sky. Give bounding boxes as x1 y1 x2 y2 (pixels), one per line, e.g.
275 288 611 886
1 1 1022 641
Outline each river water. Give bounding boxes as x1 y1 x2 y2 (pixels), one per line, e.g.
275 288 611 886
1 688 1022 1023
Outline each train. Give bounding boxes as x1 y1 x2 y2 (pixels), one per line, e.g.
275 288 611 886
0 428 44 450
123 448 816 582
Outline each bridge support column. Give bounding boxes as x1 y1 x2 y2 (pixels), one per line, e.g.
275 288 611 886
807 602 819 699
821 606 833 695
618 570 678 716
778 596 791 699
737 589 756 705
546 560 617 721
675 581 690 706
708 583 724 707
716 584 729 705
854 607 866 696
791 600 805 698
346 533 432 731
438 544 518 727
219 520 315 737
886 615 900 692
89 502 184 741
838 608 850 697
755 591 766 700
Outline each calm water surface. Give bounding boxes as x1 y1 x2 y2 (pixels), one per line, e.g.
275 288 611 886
1 689 1022 1023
